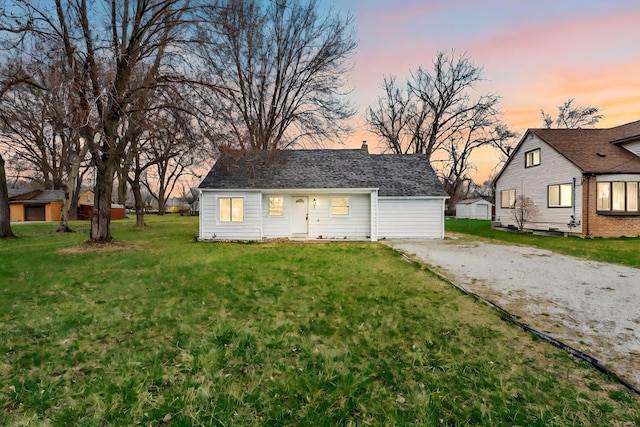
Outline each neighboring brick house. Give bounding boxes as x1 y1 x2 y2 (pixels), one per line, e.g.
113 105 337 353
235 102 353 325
494 120 640 237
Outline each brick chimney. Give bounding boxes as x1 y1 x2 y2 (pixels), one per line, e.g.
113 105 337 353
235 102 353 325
361 141 368 152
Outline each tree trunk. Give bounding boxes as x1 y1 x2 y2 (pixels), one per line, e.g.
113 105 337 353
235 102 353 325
0 154 16 238
56 183 74 232
130 176 146 228
69 143 89 221
117 159 131 206
90 160 116 242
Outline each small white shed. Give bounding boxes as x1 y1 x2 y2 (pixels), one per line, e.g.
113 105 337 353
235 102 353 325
455 198 493 220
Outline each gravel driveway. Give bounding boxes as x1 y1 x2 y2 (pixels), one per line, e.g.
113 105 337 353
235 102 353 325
385 236 640 389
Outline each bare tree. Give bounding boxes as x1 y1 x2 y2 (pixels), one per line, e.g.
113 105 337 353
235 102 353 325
0 58 93 232
512 195 538 232
368 51 516 209
131 104 199 225
2 0 197 242
366 76 412 154
541 99 603 129
0 63 48 238
369 51 501 160
195 0 357 151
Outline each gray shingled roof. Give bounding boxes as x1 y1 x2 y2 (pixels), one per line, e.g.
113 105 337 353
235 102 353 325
199 148 448 197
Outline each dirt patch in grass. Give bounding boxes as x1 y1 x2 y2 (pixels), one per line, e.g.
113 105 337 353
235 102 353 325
57 240 138 254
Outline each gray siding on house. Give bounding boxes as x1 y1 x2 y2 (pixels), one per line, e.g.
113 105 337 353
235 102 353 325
495 133 583 233
377 198 444 239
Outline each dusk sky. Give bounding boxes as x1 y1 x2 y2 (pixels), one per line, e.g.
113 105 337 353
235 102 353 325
321 0 640 180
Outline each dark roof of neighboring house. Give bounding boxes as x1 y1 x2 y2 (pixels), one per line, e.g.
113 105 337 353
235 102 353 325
531 120 640 173
199 148 448 197
8 188 65 202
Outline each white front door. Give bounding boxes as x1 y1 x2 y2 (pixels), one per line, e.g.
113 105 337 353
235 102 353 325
291 197 308 235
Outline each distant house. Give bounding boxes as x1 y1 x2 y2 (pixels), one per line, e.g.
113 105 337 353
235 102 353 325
78 187 94 204
494 120 640 237
8 189 64 222
455 198 493 220
197 144 449 241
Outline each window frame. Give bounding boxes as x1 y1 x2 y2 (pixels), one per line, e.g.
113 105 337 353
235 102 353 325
596 181 640 214
330 196 350 216
525 148 541 168
267 196 284 216
218 197 244 222
547 183 573 208
500 189 516 209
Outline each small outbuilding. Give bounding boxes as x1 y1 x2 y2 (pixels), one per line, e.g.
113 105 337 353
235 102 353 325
8 189 64 222
455 198 493 220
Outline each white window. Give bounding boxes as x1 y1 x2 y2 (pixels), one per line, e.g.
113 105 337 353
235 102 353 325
330 197 350 215
219 197 244 222
500 189 516 209
268 196 284 216
628 182 639 212
596 182 610 211
548 183 572 208
597 182 640 213
525 149 540 167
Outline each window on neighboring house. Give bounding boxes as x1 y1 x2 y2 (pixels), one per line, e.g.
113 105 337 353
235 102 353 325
628 182 639 211
330 197 350 215
500 189 516 209
268 196 284 216
548 183 572 207
596 182 610 210
219 197 244 222
596 181 640 213
525 148 540 167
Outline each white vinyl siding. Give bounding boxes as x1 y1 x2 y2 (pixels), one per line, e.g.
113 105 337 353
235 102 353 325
377 198 444 239
308 194 370 239
200 189 446 241
456 200 492 220
262 194 290 238
495 132 583 233
200 191 261 240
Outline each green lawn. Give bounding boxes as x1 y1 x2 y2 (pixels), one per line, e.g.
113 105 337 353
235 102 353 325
446 217 640 269
1 216 638 426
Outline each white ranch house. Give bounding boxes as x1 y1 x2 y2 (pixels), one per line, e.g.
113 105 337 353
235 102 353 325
198 144 448 241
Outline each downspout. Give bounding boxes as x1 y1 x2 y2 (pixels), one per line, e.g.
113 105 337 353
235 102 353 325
584 175 590 237
572 177 576 220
